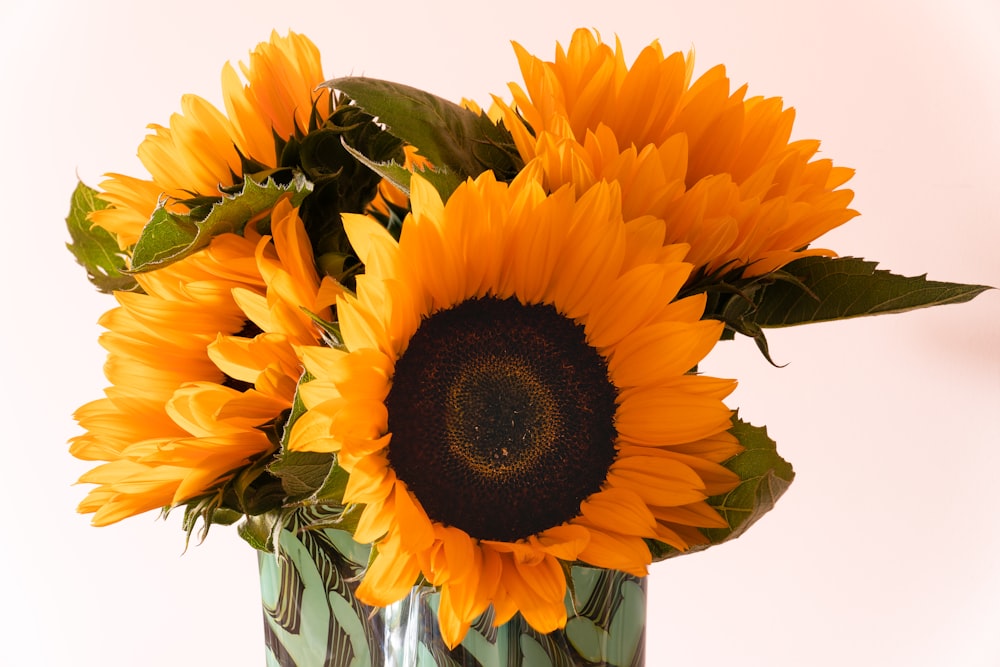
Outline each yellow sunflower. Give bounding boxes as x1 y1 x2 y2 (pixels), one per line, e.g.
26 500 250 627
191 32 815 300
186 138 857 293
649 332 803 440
91 31 331 247
289 171 742 646
496 29 857 277
72 201 336 525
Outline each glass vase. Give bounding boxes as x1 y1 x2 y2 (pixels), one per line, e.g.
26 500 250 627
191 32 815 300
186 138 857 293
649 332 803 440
259 520 646 666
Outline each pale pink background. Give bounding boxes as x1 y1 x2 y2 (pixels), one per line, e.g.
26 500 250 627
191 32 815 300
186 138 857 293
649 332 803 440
2 0 997 664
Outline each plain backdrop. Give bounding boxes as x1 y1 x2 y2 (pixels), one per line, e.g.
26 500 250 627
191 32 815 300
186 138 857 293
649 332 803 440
2 0 998 664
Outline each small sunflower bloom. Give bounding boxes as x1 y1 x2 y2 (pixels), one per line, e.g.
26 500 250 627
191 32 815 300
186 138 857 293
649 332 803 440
91 31 331 247
72 201 335 525
496 29 857 278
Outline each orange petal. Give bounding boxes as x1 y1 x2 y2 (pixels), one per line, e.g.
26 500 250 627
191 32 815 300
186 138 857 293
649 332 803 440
579 487 656 536
615 387 734 446
356 533 420 606
394 482 435 553
576 527 651 576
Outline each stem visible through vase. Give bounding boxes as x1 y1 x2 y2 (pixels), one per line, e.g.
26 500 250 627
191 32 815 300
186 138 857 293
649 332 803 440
259 518 646 666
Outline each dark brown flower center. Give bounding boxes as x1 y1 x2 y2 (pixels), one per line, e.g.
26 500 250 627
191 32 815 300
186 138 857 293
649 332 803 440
386 297 617 542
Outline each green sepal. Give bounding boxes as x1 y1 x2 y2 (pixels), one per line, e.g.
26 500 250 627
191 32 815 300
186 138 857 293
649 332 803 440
173 451 285 547
267 370 322 498
340 140 464 202
310 463 350 504
266 370 351 506
129 173 313 273
701 281 783 365
648 415 794 561
177 493 236 547
302 309 347 351
64 182 139 293
722 255 992 329
322 77 522 198
269 451 338 501
237 509 282 552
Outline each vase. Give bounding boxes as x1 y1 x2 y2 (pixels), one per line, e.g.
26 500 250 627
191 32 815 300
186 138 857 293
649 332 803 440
259 514 647 666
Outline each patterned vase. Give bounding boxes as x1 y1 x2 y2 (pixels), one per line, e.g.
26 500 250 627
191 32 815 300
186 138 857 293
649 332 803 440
259 513 646 666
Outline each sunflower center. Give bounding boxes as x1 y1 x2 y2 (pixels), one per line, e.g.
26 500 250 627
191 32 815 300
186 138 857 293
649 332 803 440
386 297 617 542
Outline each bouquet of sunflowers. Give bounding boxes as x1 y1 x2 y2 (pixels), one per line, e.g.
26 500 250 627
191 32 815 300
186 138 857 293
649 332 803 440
66 29 989 665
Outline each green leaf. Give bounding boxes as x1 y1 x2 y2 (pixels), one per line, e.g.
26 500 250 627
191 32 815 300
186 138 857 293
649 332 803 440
649 415 794 561
725 256 992 328
311 465 350 504
702 418 794 543
64 182 139 293
325 77 476 173
129 174 313 273
322 77 522 196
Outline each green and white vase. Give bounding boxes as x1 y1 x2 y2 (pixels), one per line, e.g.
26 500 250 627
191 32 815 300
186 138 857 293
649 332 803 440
259 517 646 666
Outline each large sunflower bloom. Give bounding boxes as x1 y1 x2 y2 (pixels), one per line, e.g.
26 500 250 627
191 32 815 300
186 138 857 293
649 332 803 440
496 29 857 277
290 171 742 646
72 201 336 525
91 31 331 247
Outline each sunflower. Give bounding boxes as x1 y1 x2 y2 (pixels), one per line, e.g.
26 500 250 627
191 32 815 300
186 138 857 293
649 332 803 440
72 201 336 525
289 171 742 646
495 29 857 278
91 31 331 247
